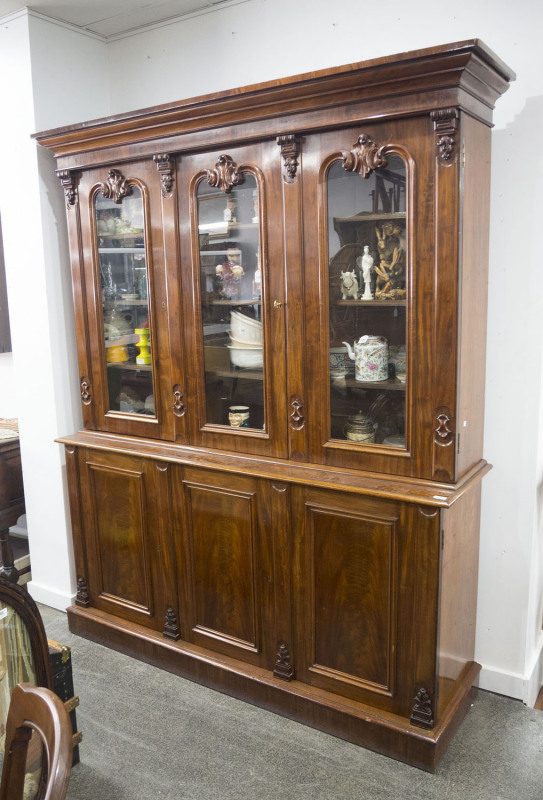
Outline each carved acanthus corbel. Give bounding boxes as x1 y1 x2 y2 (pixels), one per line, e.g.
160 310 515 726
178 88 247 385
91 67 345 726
56 169 81 207
431 108 459 161
342 134 388 177
205 155 245 194
154 154 175 197
277 135 301 182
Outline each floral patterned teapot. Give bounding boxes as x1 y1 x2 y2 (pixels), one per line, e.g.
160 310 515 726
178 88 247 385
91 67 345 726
342 335 388 382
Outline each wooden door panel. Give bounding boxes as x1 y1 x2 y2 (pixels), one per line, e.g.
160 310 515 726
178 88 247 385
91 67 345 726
293 487 440 717
176 467 276 668
309 506 397 694
88 463 151 613
76 450 178 633
188 483 258 649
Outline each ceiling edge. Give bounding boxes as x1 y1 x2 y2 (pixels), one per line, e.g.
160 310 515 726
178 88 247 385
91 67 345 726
0 0 253 44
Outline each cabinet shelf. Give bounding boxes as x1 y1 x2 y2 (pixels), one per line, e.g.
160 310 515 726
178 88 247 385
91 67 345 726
107 362 152 372
207 367 263 381
99 248 146 255
332 376 406 391
205 299 262 307
334 212 406 224
332 299 406 307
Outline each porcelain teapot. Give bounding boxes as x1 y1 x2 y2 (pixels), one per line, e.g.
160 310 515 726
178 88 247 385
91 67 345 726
342 335 388 382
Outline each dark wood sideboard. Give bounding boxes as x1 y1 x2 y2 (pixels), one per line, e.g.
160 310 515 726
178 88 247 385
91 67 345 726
0 425 25 583
34 40 514 770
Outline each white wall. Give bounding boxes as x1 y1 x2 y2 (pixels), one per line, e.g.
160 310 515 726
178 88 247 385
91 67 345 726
0 10 110 608
0 0 541 702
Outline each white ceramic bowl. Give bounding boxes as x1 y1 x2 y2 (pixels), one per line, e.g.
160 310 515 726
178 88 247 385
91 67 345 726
229 335 262 348
227 345 263 368
230 310 262 344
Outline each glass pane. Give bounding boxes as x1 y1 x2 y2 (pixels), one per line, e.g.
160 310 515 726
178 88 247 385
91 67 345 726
327 155 407 448
197 174 265 430
95 186 155 417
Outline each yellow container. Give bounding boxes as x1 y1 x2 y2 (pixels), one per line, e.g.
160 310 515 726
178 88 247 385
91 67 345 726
135 327 151 365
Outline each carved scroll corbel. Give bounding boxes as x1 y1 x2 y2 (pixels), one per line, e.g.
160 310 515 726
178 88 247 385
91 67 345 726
56 169 81 207
342 134 388 178
277 135 301 182
154 153 175 197
205 155 245 194
431 109 459 162
100 168 132 203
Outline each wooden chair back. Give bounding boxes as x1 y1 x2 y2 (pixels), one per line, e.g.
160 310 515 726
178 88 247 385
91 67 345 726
0 683 72 800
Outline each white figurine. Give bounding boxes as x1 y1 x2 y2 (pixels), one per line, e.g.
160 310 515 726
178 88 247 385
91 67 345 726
340 270 359 300
360 245 374 301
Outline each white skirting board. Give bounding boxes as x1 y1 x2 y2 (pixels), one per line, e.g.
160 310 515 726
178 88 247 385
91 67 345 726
26 580 75 613
479 632 543 707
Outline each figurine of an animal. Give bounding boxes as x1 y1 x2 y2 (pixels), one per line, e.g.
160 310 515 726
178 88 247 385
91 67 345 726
340 270 359 300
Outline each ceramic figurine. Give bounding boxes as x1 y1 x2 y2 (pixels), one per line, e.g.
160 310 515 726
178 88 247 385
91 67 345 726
359 245 374 300
340 270 359 300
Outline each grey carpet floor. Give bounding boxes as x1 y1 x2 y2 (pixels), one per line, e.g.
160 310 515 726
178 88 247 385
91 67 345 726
39 604 543 800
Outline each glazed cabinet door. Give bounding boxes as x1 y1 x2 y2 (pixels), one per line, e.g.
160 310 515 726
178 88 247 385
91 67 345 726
173 467 283 671
76 161 174 440
177 142 288 458
292 486 441 721
302 119 459 480
68 447 178 635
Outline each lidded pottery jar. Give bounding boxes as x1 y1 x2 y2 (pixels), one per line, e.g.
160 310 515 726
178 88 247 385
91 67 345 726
344 412 375 443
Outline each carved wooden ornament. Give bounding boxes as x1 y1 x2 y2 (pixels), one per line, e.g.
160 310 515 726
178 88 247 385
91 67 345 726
76 577 90 607
277 134 301 182
290 396 305 430
173 384 186 417
410 687 434 729
100 169 132 204
434 406 454 446
274 642 294 681
206 155 245 194
56 169 80 207
342 134 388 178
163 606 181 641
431 109 459 161
154 153 175 197
80 377 93 406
